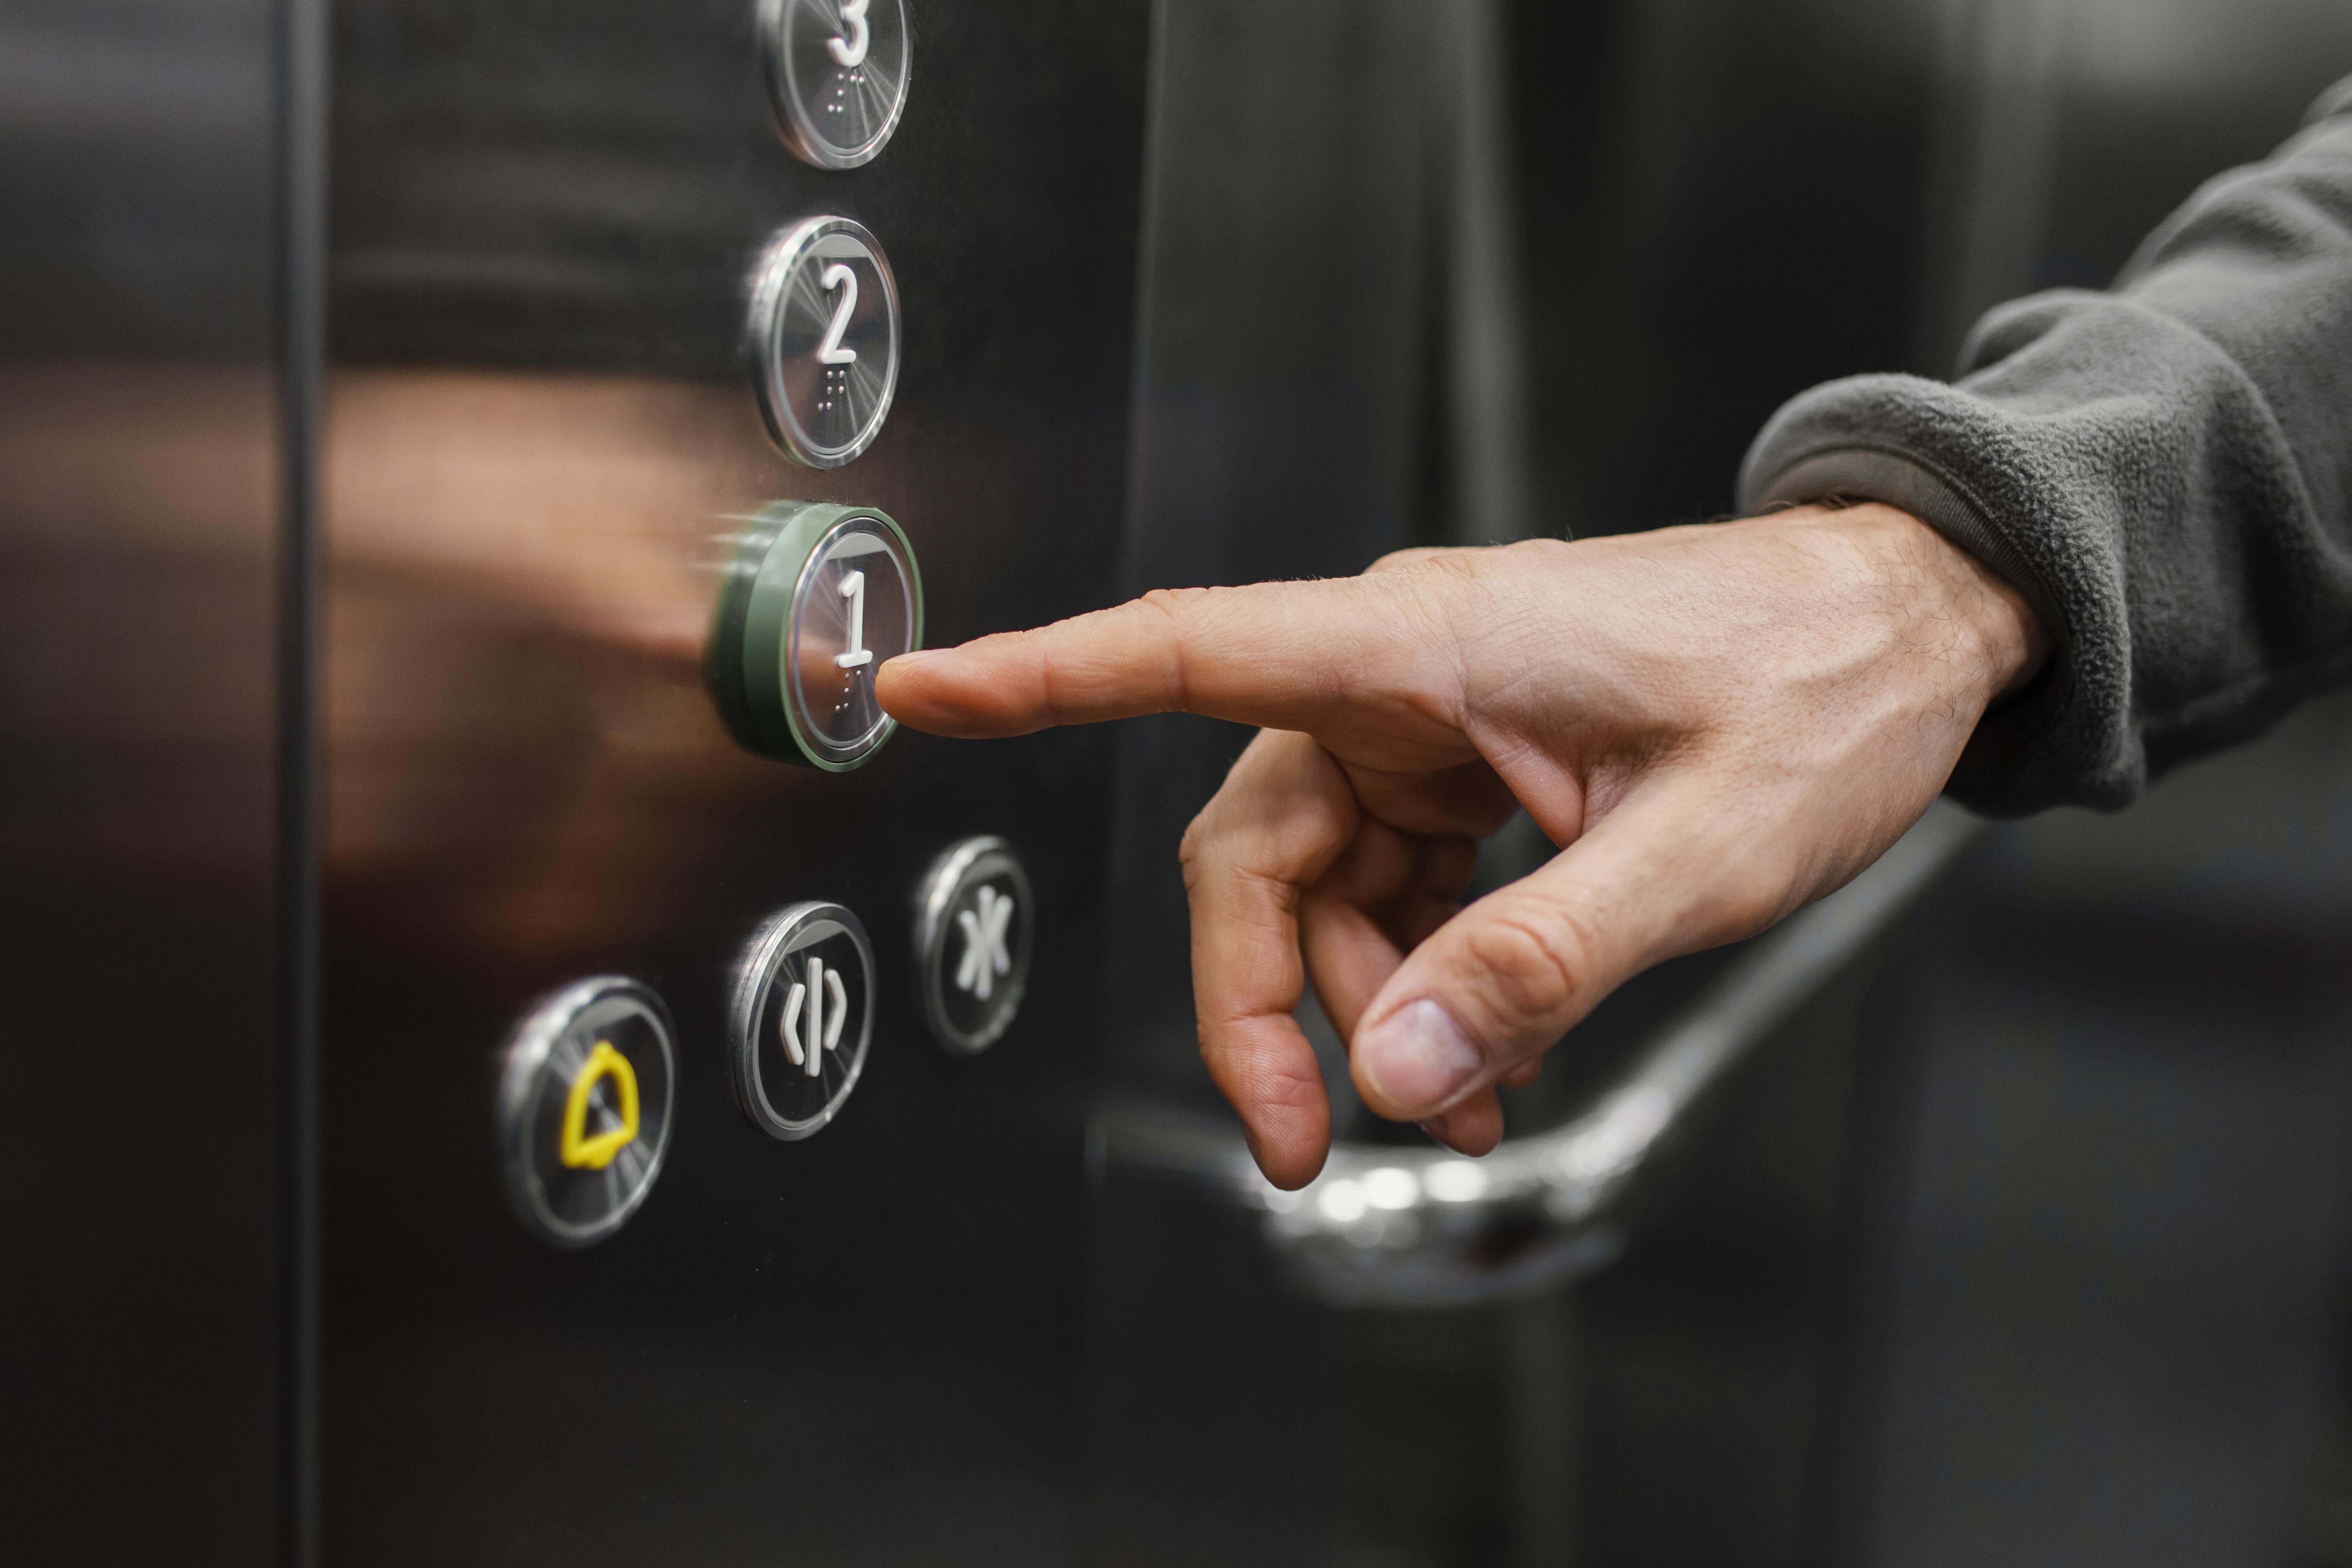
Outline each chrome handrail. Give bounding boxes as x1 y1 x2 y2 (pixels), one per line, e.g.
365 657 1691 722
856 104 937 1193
1093 801 1983 1309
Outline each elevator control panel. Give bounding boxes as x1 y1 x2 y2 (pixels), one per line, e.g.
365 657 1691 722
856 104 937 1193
914 837 1035 1055
759 0 910 171
730 901 878 1140
707 501 922 771
748 216 901 469
498 978 678 1247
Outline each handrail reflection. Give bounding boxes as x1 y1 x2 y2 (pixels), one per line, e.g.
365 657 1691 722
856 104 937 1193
1094 801 1983 1309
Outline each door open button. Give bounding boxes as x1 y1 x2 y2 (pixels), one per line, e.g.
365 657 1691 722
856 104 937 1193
730 901 878 1140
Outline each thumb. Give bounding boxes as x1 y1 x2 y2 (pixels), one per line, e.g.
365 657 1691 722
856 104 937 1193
1348 778 1781 1121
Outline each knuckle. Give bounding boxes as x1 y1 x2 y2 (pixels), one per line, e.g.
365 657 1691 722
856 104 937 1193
1710 871 1796 944
1133 584 1209 620
1177 809 1215 886
1460 900 1595 1026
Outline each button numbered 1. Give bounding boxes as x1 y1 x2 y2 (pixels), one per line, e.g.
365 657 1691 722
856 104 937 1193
705 501 923 771
747 216 901 470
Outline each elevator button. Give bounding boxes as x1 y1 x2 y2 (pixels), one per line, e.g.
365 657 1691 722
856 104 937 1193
759 0 911 171
914 837 1035 1056
498 978 677 1248
730 901 877 1140
707 501 923 771
747 216 900 469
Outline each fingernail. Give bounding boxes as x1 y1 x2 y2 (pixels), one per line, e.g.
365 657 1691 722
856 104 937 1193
1356 999 1483 1115
887 647 945 666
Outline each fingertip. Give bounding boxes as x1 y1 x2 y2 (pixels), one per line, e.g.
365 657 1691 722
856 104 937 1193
1200 1017 1335 1192
1418 1090 1504 1156
1353 997 1485 1119
875 642 1032 737
873 646 941 716
1249 1125 1331 1192
1240 1091 1332 1190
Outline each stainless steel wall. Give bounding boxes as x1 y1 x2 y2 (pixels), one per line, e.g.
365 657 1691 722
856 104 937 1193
319 2 1152 1562
8 1 2351 1564
0 0 287 1560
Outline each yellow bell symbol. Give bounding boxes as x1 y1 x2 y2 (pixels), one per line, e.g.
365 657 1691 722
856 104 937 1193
559 1041 641 1171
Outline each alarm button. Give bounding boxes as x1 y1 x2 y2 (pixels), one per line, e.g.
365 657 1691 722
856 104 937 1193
706 501 923 772
498 978 678 1248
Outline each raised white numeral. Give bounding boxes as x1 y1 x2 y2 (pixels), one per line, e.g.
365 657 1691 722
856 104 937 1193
816 261 859 366
829 0 871 70
834 569 872 668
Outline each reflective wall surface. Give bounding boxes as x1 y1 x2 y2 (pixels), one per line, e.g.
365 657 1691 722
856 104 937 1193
9 0 2352 1564
321 0 1151 1560
0 0 283 1560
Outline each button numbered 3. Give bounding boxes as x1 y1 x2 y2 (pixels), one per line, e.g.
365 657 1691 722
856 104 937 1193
760 0 911 170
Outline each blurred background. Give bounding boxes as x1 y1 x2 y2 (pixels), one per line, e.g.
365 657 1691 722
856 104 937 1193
5 0 2352 1565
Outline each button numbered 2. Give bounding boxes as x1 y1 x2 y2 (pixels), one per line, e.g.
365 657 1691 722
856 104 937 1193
748 216 901 470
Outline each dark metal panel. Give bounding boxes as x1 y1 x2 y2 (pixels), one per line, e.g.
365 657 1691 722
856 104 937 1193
319 1 1152 1560
0 0 287 1561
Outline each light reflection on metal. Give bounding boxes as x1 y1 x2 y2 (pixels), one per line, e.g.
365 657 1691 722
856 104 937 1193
1095 801 1982 1310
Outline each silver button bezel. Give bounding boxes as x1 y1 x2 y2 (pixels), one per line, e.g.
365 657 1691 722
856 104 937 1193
746 215 902 470
496 976 678 1249
728 901 878 1140
784 513 917 766
758 0 912 172
914 836 1035 1056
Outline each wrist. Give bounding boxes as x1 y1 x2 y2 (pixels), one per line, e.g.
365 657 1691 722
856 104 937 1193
1807 501 2052 705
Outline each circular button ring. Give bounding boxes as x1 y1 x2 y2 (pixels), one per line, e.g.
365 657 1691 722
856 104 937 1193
747 216 901 470
705 501 924 771
915 836 1035 1056
497 977 678 1249
730 902 878 1140
759 0 912 171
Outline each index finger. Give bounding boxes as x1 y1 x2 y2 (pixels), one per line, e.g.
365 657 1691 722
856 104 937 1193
874 577 1436 738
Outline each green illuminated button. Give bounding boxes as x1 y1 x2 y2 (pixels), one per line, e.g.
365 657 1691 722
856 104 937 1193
707 501 924 771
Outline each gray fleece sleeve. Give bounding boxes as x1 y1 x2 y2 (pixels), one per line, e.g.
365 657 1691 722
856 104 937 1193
1737 79 2352 816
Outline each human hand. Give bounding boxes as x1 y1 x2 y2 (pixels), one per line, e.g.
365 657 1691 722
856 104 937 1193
875 505 2047 1188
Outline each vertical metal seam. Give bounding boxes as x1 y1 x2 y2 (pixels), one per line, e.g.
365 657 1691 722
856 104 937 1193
273 0 326 1558
1112 0 1173 604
